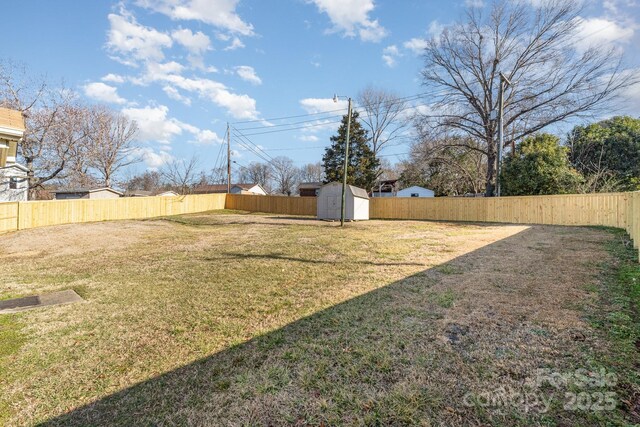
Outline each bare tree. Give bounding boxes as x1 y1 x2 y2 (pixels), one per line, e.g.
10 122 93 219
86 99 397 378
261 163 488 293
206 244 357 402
238 161 272 192
86 106 139 187
124 170 163 192
270 156 299 196
161 156 200 195
0 61 87 198
401 132 487 196
357 86 410 157
298 162 324 183
418 0 637 195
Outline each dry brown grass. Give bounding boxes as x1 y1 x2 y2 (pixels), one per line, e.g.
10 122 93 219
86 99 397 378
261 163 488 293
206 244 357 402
0 212 627 426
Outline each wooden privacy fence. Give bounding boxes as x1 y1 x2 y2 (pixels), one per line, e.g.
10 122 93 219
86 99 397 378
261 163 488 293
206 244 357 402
369 192 629 227
0 193 226 233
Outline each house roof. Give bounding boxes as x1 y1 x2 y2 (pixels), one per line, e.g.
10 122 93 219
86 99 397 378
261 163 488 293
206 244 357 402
322 182 369 199
399 186 433 192
0 108 25 132
298 181 323 189
125 190 153 197
192 183 262 193
0 163 28 172
53 187 123 195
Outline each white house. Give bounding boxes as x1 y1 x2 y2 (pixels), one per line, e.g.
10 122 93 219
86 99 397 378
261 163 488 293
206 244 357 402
317 182 369 221
397 186 435 198
192 183 267 195
53 187 123 200
0 108 28 202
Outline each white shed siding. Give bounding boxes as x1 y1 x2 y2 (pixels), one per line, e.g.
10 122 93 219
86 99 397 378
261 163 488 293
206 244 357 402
397 186 435 198
317 182 369 220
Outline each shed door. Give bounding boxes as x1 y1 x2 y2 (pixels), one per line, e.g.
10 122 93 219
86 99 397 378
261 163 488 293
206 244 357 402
327 195 340 218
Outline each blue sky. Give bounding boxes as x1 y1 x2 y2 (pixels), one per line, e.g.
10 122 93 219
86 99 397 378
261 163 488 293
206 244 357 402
2 0 639 177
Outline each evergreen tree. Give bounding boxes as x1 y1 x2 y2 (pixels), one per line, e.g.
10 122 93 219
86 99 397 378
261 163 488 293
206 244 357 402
568 116 640 191
322 111 380 191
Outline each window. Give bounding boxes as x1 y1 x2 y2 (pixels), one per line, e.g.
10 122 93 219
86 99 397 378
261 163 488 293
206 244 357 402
411 193 419 197
9 178 19 190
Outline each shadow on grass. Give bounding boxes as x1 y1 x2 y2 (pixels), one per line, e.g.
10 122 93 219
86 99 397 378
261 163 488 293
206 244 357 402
38 226 617 426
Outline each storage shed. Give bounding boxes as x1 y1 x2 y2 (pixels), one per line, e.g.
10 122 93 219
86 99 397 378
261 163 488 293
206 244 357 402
317 182 369 221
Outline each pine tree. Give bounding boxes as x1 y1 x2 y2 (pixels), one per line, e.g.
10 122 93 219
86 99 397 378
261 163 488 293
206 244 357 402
322 111 380 191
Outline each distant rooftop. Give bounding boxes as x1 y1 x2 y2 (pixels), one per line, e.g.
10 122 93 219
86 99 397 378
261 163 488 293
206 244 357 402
53 187 123 195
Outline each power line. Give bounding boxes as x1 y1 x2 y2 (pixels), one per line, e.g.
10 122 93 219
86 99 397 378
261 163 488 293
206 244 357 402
231 107 347 125
232 128 276 162
234 113 345 131
230 88 450 127
235 119 343 136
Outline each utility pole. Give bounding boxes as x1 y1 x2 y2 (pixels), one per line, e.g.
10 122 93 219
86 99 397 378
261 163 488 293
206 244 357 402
340 97 352 227
496 72 511 197
226 123 231 194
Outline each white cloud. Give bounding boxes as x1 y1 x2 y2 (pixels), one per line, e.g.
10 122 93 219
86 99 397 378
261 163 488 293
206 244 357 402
135 147 174 169
123 104 223 146
171 28 211 54
300 97 347 114
83 82 127 104
465 0 484 7
135 0 254 35
234 65 262 85
193 129 223 145
107 10 173 64
574 17 635 52
403 38 428 55
150 74 259 119
223 37 245 51
163 85 191 105
122 105 184 144
101 73 126 83
309 0 387 42
382 44 400 67
299 134 319 142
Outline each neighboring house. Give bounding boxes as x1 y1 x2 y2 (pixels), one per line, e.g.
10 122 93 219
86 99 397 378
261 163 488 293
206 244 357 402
298 182 322 197
371 179 399 197
0 108 28 202
317 182 369 221
53 187 123 200
192 183 267 195
125 190 179 197
126 190 153 197
397 186 435 198
154 190 179 197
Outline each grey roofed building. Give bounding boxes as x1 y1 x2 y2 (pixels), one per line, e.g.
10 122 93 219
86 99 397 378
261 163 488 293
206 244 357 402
53 187 123 200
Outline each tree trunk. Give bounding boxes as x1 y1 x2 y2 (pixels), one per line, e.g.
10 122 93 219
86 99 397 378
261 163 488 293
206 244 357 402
26 157 38 200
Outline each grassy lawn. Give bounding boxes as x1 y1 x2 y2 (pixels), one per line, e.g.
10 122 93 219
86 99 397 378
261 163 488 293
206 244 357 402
0 212 638 425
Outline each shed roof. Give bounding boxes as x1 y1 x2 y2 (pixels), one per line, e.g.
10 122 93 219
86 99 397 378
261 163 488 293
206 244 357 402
0 108 25 131
321 182 369 199
348 185 369 199
53 187 123 195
